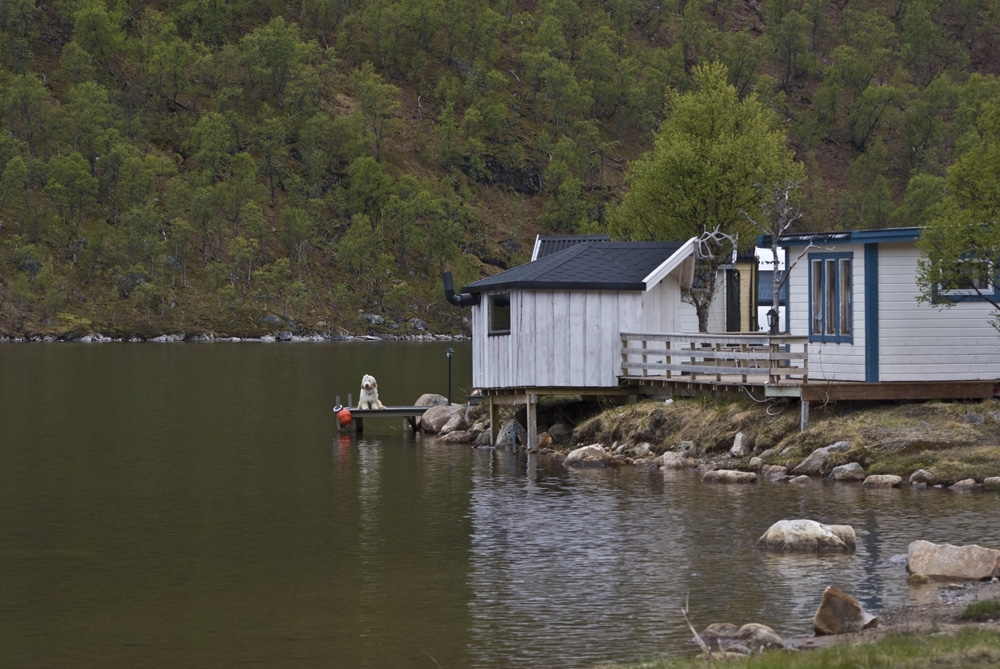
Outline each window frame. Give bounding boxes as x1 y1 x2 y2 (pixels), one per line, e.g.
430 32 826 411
807 252 853 344
488 292 511 336
933 257 999 302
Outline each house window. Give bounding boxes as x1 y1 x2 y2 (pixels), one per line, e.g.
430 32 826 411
489 293 510 335
809 253 852 343
936 258 996 300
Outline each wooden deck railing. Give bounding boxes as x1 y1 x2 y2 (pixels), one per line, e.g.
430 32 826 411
620 332 808 385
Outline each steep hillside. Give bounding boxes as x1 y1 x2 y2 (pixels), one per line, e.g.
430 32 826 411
1 0 999 338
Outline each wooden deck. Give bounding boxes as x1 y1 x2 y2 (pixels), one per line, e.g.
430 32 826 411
618 332 998 403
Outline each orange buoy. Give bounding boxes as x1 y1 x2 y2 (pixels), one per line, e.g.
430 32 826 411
337 407 353 427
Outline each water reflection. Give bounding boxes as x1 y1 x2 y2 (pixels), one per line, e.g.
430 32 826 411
3 344 1000 668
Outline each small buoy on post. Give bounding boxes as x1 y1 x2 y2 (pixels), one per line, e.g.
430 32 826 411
337 407 353 427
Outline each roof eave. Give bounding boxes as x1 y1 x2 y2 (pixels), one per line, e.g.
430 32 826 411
641 237 698 291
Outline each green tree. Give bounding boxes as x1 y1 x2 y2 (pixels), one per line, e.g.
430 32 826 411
916 98 1000 329
45 152 98 230
610 61 802 331
353 62 402 163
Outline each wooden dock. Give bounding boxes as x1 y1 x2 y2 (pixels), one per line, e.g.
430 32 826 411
334 405 433 434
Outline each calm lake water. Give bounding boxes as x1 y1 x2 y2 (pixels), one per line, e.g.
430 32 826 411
2 342 999 668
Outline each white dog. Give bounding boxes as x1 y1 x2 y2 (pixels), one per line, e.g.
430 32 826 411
358 374 386 410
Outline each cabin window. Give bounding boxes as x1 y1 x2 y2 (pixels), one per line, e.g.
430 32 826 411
808 252 852 343
936 258 996 300
488 293 510 335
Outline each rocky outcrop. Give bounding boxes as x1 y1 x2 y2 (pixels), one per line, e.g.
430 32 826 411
813 587 878 636
702 470 757 484
863 474 902 488
757 519 857 553
907 540 1000 580
564 444 609 467
830 462 866 482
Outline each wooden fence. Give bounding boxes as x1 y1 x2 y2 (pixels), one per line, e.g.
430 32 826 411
620 332 809 386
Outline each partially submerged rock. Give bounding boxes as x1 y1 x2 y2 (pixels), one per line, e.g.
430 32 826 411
564 444 609 467
910 469 937 485
699 622 784 652
907 540 1000 580
703 469 757 484
658 451 696 470
813 586 878 636
757 519 857 553
863 474 902 488
830 462 866 482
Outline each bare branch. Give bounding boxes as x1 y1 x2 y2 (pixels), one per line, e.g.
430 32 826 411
681 594 710 657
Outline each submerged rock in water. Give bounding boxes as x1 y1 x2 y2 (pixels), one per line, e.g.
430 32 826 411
813 586 878 636
702 469 757 484
757 519 856 553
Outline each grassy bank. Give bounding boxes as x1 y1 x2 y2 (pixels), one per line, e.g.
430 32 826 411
601 627 1000 669
570 397 1000 484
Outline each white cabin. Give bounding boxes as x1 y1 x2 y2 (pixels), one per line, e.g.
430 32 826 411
460 239 697 391
775 227 1000 383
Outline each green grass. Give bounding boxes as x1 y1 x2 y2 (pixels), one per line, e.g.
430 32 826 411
601 628 1000 669
960 600 1000 622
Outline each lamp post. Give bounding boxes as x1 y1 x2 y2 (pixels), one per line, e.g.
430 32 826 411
766 308 779 335
446 347 454 405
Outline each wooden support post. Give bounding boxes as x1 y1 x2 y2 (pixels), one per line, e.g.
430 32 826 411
800 400 809 431
490 397 500 447
641 339 648 378
526 393 538 451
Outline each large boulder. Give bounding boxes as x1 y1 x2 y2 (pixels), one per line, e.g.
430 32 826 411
791 447 831 476
910 469 937 485
813 587 878 636
907 540 1000 580
421 404 464 434
703 470 758 484
757 519 857 553
564 444 609 467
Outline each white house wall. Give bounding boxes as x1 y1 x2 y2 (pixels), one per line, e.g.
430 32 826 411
787 243 867 381
785 241 1000 382
877 243 1000 381
679 287 725 333
472 290 643 389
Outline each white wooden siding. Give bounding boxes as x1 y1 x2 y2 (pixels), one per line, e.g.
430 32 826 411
786 244 867 381
877 243 1000 381
783 241 1000 382
473 289 642 389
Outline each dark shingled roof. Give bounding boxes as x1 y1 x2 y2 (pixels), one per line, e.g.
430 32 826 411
532 234 611 260
463 241 686 293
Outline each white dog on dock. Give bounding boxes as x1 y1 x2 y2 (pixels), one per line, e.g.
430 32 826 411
358 374 387 410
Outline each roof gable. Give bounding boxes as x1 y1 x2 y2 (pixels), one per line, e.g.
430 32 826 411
463 240 693 293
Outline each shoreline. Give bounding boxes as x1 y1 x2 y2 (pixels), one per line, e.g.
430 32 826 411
0 332 471 343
